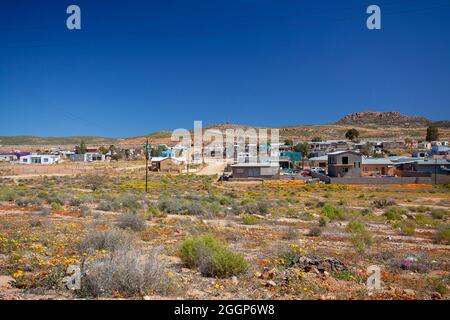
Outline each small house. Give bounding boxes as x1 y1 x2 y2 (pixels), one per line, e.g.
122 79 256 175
150 157 185 173
19 155 60 165
70 153 106 162
0 153 18 162
327 151 362 178
361 158 396 176
231 163 280 179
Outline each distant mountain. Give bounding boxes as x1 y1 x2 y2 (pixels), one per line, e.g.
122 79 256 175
1 112 449 146
0 136 116 146
335 111 432 127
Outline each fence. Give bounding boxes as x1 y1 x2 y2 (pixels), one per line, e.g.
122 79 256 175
311 171 450 185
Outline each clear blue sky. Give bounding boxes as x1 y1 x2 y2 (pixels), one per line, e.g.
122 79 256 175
1 0 450 137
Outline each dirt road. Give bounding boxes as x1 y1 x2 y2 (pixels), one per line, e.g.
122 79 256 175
195 161 227 176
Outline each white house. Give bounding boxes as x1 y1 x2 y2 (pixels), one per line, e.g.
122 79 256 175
70 153 106 162
0 153 18 162
20 155 60 165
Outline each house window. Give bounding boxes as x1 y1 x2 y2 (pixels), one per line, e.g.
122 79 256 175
343 168 349 173
342 156 348 165
247 168 259 177
44 158 49 163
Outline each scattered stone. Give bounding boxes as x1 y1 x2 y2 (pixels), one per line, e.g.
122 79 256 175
0 276 14 288
319 294 336 300
431 292 442 300
265 280 277 287
403 289 415 296
231 276 239 286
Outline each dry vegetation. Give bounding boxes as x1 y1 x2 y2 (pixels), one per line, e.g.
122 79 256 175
0 169 449 300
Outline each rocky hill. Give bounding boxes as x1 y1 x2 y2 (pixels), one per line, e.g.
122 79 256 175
335 112 431 127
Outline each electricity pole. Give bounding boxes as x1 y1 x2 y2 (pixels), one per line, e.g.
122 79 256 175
435 158 437 185
145 138 149 193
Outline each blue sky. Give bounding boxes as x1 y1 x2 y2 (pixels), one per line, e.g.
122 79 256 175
1 0 450 137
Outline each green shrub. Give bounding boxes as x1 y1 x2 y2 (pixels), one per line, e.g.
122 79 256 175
179 235 248 278
145 204 167 218
15 197 30 207
319 216 329 227
430 208 448 220
399 220 416 236
347 220 373 253
242 200 271 215
211 249 249 278
384 207 406 220
117 213 146 232
0 188 17 202
434 225 450 244
373 198 396 208
415 213 438 226
307 226 322 237
241 214 259 225
51 202 63 211
333 270 356 281
321 203 346 220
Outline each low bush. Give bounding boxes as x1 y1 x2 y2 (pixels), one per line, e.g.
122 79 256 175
281 227 298 240
117 213 146 232
430 208 448 220
240 214 259 225
0 188 17 202
79 205 92 217
97 199 120 212
347 220 373 253
80 248 171 297
373 198 396 208
242 200 271 215
15 197 30 207
179 235 248 278
384 207 407 220
51 202 63 211
434 224 450 244
307 226 322 237
399 220 416 236
117 194 142 212
319 216 329 227
321 203 346 220
79 228 135 253
415 213 438 226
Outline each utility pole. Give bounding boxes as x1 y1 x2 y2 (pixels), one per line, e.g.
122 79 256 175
145 138 149 193
435 158 437 185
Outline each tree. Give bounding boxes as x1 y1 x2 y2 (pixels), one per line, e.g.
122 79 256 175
150 145 167 157
98 146 109 155
111 154 121 161
361 143 373 156
284 139 294 146
293 142 310 157
124 149 131 160
109 145 117 154
311 136 322 142
426 126 439 142
345 129 360 141
75 140 87 154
